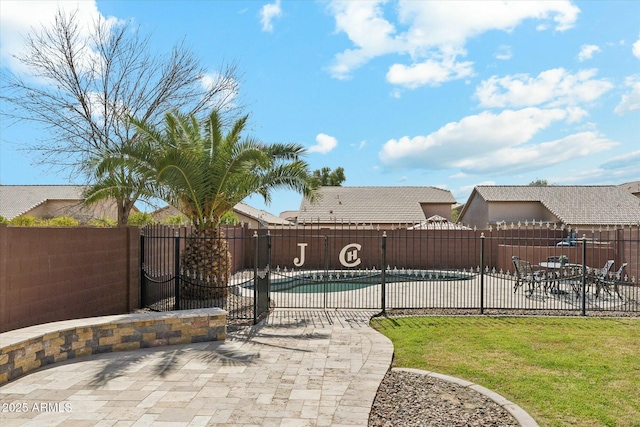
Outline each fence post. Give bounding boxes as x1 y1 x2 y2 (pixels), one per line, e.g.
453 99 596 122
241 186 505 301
174 231 180 310
381 232 387 314
253 231 258 323
480 233 485 315
140 230 146 308
323 235 329 309
581 234 587 316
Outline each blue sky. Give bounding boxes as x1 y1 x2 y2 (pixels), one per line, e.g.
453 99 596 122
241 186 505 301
1 0 639 216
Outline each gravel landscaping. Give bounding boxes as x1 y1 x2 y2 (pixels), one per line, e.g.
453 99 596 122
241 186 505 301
369 370 520 427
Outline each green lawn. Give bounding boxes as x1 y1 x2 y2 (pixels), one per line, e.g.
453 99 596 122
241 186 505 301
371 316 640 427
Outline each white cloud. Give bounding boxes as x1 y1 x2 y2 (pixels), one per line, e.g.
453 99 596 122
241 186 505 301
452 132 615 174
378 108 615 174
475 68 613 108
494 45 512 61
601 150 640 171
327 1 403 79
614 75 640 115
200 73 239 111
260 0 282 32
0 1 112 78
386 57 474 88
308 133 338 154
327 0 580 86
578 44 600 61
633 35 640 59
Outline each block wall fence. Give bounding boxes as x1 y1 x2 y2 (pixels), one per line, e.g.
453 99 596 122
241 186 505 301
0 225 140 333
2 223 638 333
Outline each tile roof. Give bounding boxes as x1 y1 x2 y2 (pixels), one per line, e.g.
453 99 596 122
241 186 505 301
233 202 292 225
619 180 640 195
473 185 640 226
0 185 86 220
297 186 456 223
151 202 292 226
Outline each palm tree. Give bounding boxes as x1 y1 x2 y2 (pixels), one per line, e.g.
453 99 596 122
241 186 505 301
122 109 316 299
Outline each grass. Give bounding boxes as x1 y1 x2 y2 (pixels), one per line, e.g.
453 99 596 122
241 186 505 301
371 316 640 427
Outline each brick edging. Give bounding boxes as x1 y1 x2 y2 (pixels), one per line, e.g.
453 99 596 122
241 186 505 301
0 308 226 385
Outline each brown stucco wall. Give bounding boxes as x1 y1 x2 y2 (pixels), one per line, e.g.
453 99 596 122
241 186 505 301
419 203 453 221
488 201 557 225
460 195 489 229
0 225 139 333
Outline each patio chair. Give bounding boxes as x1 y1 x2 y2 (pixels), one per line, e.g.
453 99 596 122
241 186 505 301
512 256 545 296
585 259 613 294
596 262 626 300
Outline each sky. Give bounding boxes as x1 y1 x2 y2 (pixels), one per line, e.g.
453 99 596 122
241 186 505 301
1 0 639 217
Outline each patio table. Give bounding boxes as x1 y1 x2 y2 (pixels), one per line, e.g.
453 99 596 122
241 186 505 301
538 262 583 295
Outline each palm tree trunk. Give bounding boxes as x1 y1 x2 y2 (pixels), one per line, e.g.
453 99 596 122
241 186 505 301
180 227 231 300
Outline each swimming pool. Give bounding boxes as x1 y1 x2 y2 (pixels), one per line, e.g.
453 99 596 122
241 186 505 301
244 269 476 294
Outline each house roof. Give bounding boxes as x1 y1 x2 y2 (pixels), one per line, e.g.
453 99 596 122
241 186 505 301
297 186 456 224
464 185 640 226
233 202 292 226
620 181 640 196
0 185 86 220
151 202 292 226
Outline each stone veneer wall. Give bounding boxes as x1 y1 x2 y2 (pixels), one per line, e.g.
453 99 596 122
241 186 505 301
0 308 226 385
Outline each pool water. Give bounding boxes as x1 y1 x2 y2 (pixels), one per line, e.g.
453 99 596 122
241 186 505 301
264 270 475 294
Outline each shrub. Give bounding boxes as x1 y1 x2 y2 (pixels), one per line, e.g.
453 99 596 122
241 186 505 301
0 216 8 224
48 216 80 227
88 217 117 227
9 215 38 226
221 211 239 225
161 214 186 225
128 211 156 226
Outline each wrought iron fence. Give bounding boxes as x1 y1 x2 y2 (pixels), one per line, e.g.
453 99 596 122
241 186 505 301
140 224 269 324
141 221 639 320
266 220 639 315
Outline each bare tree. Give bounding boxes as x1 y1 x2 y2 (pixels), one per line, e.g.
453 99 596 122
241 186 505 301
1 8 242 225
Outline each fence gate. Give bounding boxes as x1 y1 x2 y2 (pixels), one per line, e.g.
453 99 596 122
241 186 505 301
140 224 270 324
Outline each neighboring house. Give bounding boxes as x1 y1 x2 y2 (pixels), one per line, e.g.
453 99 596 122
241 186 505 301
0 185 119 223
297 186 457 229
233 202 293 228
279 210 299 222
620 181 640 198
458 185 640 230
151 202 292 229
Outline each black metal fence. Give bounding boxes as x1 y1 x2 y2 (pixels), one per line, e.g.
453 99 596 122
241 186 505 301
141 221 640 321
140 224 269 324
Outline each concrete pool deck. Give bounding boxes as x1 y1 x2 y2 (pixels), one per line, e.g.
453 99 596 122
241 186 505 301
0 310 391 426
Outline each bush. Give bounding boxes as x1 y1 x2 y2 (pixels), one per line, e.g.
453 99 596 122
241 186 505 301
128 211 156 226
48 216 80 227
161 214 186 225
9 215 38 226
221 211 239 225
88 217 117 227
0 216 8 224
